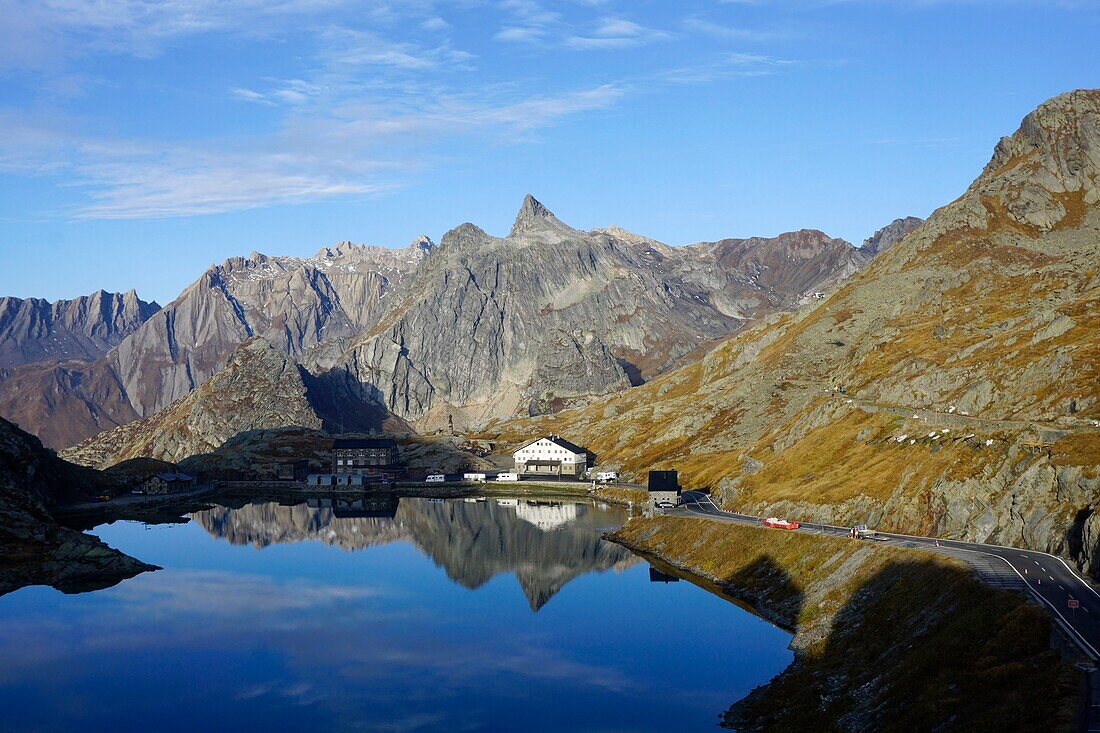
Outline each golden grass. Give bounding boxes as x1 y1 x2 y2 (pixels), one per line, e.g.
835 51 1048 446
736 409 991 506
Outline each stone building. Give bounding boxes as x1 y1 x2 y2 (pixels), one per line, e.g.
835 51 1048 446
648 470 681 510
331 438 400 475
142 472 196 495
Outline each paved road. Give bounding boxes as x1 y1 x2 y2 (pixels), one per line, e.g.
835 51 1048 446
673 491 1100 663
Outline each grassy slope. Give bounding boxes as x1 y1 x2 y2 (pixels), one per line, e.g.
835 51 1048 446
479 94 1100 550
611 517 1081 732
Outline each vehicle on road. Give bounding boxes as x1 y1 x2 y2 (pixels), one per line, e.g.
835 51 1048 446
90 495 111 503
763 517 800 530
593 471 619 483
425 474 446 483
463 473 487 483
655 501 676 509
494 472 519 482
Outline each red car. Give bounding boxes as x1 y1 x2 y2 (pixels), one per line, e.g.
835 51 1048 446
763 517 800 530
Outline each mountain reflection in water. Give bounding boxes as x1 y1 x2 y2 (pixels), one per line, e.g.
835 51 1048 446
0 496 795 733
194 496 637 611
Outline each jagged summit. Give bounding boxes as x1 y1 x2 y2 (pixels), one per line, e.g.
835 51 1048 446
962 88 1100 233
510 194 571 237
860 217 924 256
407 235 435 257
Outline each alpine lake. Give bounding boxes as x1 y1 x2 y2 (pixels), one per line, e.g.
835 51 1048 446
0 493 793 732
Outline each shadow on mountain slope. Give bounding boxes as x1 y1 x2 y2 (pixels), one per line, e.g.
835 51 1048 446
723 557 1080 733
300 367 412 434
609 517 1082 732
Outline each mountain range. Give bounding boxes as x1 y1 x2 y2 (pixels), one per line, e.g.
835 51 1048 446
2 198 889 451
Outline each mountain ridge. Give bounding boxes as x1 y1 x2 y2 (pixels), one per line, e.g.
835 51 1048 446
485 88 1100 573
4 201 875 450
0 289 159 368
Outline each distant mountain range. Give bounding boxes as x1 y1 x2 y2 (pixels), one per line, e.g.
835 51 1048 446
2 200 898 451
0 290 159 366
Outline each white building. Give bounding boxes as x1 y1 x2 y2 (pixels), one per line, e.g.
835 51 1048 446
514 501 578 531
513 435 589 477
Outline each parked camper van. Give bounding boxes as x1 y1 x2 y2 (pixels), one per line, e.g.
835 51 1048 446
425 474 446 483
463 472 487 483
594 471 619 483
495 472 519 482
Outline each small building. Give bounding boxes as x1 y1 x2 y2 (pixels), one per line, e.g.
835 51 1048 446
331 438 400 475
648 469 681 510
277 459 310 482
142 472 196 495
513 435 589 477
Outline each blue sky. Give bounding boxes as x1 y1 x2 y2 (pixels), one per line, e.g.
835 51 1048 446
0 0 1097 305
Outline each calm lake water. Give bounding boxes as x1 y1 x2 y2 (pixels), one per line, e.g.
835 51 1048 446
0 496 792 732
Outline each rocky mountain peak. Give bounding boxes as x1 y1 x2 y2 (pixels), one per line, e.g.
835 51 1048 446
407 235 435 257
510 194 570 237
968 88 1100 232
861 216 925 256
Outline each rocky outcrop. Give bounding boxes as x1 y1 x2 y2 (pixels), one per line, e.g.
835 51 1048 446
490 89 1100 573
0 289 159 368
61 337 326 469
860 216 924 256
0 416 156 596
110 239 431 418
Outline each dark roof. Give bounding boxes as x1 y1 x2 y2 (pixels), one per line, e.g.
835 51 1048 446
332 438 398 450
515 435 588 454
648 470 679 492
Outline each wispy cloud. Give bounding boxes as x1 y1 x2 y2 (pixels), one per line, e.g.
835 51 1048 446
564 16 673 50
682 17 782 42
0 77 625 219
0 0 817 220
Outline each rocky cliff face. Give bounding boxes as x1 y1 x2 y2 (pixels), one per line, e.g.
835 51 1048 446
61 337 326 469
860 216 924 256
314 196 868 432
489 89 1100 573
0 290 158 367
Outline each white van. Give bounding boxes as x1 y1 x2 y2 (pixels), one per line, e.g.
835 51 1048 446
495 472 519 482
463 472 487 483
594 471 619 483
425 474 446 483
